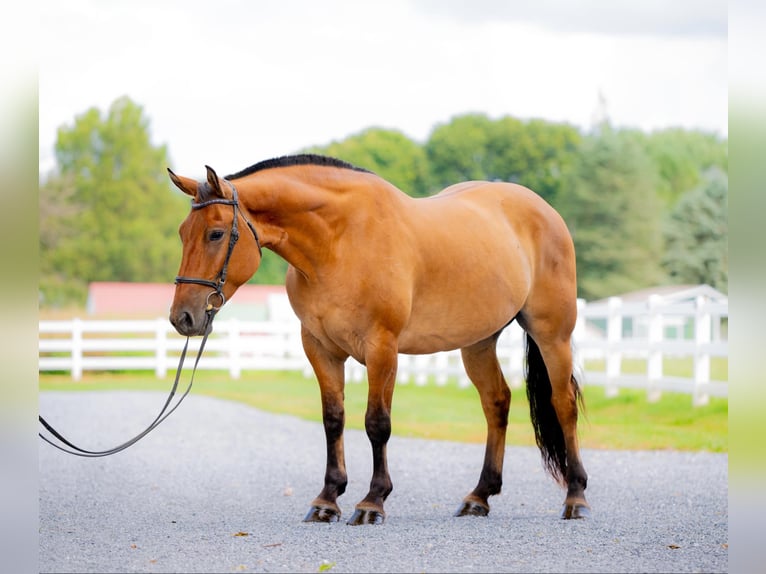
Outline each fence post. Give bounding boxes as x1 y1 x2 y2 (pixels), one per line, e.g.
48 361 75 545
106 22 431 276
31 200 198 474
693 296 711 406
346 359 365 383
71 318 83 381
155 318 168 379
415 355 429 386
435 352 449 386
229 319 241 380
507 323 524 389
573 299 586 387
605 297 622 397
646 295 664 402
397 355 411 384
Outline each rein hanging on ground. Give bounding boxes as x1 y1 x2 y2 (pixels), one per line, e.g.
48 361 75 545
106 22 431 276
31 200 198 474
38 182 258 457
38 316 214 457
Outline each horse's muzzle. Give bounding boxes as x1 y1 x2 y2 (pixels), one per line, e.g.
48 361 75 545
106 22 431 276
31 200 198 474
169 307 212 337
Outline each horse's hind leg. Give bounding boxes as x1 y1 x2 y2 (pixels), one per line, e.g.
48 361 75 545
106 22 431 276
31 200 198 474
536 337 590 518
455 334 511 517
521 309 590 519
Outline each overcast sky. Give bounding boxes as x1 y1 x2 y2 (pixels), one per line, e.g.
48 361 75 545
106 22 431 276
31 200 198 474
38 0 727 178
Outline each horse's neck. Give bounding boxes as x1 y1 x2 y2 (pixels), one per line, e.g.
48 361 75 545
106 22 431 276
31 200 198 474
236 169 369 280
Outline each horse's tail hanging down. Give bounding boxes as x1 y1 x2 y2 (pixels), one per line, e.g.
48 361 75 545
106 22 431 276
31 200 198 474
524 334 584 486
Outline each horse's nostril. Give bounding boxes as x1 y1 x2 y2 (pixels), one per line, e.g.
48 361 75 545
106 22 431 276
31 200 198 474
180 311 194 330
170 310 195 334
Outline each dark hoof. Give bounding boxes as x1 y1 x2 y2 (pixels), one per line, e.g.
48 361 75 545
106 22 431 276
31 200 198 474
303 505 341 523
454 500 490 517
561 503 591 519
346 508 385 525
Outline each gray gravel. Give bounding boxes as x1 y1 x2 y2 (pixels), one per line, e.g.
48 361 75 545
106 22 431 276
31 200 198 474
39 391 728 573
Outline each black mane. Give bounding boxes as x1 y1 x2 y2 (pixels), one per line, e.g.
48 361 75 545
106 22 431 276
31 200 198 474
225 154 372 181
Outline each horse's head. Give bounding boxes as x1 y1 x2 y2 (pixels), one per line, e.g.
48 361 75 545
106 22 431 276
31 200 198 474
167 166 262 336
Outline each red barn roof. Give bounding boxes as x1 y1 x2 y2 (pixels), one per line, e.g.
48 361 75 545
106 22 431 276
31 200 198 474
86 282 287 318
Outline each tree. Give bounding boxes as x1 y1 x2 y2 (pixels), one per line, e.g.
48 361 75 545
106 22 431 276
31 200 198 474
424 113 581 205
39 172 87 305
559 125 665 300
249 249 289 285
40 96 187 305
425 113 494 189
662 169 728 292
306 128 432 197
641 128 728 208
485 117 581 206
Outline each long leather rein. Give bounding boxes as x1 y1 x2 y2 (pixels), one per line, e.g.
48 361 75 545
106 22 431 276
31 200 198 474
38 327 214 457
38 180 260 457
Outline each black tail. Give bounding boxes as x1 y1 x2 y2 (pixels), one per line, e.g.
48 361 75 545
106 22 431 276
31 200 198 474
524 334 583 485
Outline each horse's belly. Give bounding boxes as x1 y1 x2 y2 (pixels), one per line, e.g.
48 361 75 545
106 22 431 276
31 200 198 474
397 298 519 354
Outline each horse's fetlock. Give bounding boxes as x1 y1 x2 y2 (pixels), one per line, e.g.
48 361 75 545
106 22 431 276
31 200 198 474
566 472 587 495
487 476 503 496
326 468 347 488
370 476 393 501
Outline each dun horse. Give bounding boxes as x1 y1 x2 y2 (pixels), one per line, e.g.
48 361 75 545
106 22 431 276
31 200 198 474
168 154 589 524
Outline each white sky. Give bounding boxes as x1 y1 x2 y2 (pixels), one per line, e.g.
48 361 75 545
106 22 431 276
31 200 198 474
38 0 727 178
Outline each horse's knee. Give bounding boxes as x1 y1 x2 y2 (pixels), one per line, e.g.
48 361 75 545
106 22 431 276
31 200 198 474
323 405 345 439
364 408 392 445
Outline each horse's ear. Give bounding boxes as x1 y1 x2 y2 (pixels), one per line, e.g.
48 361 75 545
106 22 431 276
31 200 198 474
167 168 197 197
205 165 225 198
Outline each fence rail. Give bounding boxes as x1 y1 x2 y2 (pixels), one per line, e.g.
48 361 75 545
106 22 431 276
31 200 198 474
40 295 727 405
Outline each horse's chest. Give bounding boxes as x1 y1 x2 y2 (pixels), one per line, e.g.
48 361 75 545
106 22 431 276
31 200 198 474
286 285 370 361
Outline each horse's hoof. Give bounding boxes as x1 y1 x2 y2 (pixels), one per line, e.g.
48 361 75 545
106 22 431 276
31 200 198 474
561 503 591 519
303 505 341 523
346 508 385 525
454 500 490 517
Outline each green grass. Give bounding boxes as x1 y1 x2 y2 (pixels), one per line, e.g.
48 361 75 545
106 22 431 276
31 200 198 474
40 368 727 453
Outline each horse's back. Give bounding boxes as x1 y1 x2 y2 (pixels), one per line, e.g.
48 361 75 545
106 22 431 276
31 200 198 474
418 181 574 270
432 180 566 226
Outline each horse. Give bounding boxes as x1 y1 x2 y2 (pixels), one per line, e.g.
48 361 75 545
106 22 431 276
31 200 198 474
167 154 590 525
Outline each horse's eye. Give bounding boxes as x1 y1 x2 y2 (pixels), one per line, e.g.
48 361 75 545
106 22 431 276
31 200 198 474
209 230 225 241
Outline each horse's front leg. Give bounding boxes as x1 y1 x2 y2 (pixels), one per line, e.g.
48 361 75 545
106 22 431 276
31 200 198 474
301 328 349 523
347 334 398 525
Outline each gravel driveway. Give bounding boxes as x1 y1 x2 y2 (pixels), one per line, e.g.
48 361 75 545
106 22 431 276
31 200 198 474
39 391 728 573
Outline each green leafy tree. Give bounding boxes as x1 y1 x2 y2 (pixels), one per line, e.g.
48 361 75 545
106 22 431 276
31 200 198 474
484 117 581 206
307 127 432 197
425 113 494 188
248 249 289 285
559 125 665 300
40 96 187 305
662 169 728 291
39 171 87 304
424 113 580 205
641 128 728 207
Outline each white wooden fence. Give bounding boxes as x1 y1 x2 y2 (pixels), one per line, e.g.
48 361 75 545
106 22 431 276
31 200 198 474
39 295 727 405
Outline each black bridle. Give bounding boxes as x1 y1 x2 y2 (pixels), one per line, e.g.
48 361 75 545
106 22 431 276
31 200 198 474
175 179 262 312
38 180 262 457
